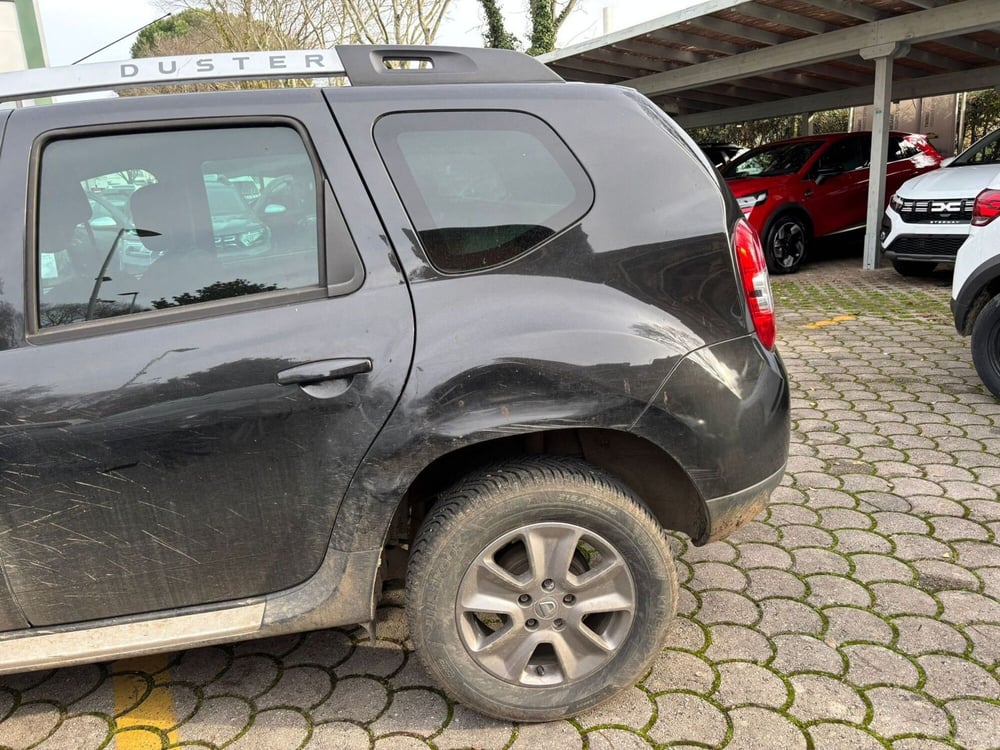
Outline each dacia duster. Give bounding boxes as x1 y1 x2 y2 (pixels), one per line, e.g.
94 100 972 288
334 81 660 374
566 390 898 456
0 46 789 721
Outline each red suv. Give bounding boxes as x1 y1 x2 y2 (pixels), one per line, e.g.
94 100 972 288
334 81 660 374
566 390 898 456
722 132 943 273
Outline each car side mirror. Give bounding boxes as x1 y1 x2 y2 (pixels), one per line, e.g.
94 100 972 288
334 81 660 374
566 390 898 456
813 166 842 185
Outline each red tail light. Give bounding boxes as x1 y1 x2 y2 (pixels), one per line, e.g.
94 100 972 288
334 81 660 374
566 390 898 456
733 218 776 350
972 188 1000 227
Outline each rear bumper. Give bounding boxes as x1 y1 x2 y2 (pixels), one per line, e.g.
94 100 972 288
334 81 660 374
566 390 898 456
703 464 785 542
632 334 790 542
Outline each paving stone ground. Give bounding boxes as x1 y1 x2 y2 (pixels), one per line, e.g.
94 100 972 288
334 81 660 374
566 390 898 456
2 254 999 749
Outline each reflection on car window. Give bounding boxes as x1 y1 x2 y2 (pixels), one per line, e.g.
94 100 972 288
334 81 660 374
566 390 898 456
816 136 870 173
375 111 594 273
953 128 1000 167
723 141 823 178
36 126 321 330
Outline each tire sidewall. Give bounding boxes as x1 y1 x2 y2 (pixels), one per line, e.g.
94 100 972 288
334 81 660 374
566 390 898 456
409 481 676 721
971 294 1000 399
764 212 809 274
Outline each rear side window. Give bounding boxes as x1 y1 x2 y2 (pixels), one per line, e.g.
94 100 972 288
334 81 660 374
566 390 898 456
375 111 593 273
36 126 321 330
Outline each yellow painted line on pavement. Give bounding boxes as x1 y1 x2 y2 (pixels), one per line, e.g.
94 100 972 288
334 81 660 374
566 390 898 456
803 314 857 329
112 653 179 749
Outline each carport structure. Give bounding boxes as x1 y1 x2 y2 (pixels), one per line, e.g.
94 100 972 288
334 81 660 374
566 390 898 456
540 0 1000 269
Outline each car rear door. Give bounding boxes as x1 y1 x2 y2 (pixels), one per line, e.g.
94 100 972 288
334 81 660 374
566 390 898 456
0 92 414 628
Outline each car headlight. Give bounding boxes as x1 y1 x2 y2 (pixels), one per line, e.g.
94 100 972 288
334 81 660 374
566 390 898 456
889 194 904 212
736 191 767 212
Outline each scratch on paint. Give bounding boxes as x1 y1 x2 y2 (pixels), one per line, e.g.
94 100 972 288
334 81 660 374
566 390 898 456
140 530 199 564
74 481 122 495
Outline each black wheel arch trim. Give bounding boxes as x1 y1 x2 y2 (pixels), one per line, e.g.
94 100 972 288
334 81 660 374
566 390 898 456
954 254 1000 334
763 204 813 239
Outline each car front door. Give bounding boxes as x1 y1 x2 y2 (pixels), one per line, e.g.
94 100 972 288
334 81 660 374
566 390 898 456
0 99 414 627
805 135 872 236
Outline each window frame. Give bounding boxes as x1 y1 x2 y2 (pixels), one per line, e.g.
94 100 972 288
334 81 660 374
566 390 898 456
25 116 362 343
374 109 595 276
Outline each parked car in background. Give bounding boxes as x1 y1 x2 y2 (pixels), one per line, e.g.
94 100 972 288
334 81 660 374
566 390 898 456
723 131 943 273
883 126 1000 276
951 180 1000 399
698 142 747 169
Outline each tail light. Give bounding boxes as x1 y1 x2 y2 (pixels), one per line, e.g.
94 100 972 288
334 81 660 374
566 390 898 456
733 218 776 350
972 188 1000 227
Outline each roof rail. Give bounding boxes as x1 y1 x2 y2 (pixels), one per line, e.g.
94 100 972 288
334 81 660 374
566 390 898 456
0 45 562 105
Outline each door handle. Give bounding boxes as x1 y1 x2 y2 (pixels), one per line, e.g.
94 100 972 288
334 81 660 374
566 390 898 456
277 358 373 386
804 189 813 198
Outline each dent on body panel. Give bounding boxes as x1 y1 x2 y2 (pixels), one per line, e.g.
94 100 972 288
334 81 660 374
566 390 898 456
639 338 789 499
409 271 696 425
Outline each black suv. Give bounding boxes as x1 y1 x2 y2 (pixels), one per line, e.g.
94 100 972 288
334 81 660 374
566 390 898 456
0 46 789 721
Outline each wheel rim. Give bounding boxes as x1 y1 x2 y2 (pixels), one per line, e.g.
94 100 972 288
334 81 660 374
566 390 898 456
456 522 636 687
771 220 805 269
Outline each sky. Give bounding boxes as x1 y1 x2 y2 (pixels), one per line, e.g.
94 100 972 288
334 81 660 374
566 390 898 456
35 0 703 67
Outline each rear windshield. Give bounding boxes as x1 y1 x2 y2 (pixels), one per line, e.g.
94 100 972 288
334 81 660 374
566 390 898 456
723 141 823 178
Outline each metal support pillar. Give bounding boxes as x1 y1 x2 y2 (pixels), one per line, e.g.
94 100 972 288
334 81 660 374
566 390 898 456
861 43 901 270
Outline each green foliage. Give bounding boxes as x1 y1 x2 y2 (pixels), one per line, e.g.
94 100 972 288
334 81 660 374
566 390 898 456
479 0 519 50
527 0 555 57
130 9 210 58
963 89 1000 147
478 0 578 56
689 109 849 148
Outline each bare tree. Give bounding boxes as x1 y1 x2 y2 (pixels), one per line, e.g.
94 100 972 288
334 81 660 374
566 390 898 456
159 0 453 50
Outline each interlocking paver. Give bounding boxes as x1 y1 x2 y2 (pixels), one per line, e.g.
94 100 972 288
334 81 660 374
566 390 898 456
2 256 999 748
726 706 806 750
947 699 1000 750
713 662 788 709
866 687 951 739
704 624 773 663
809 723 886 750
789 673 867 723
919 654 1000 701
843 644 920 689
824 605 894 645
649 693 728 747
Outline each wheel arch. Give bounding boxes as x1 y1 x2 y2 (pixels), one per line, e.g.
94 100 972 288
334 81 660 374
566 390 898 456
763 204 813 240
955 258 1000 335
382 427 706 577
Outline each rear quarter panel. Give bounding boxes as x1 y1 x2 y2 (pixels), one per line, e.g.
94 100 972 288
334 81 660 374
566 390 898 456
322 82 754 552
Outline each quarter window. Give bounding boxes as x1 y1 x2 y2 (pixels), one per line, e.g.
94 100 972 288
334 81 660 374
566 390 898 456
375 111 593 273
36 126 321 330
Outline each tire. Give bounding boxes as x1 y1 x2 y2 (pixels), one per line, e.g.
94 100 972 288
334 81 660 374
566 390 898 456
971 294 1000 399
764 213 809 274
891 258 938 277
406 456 679 721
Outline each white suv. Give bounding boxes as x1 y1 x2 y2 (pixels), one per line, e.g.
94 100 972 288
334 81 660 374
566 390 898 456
952 182 1000 399
882 128 1000 276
